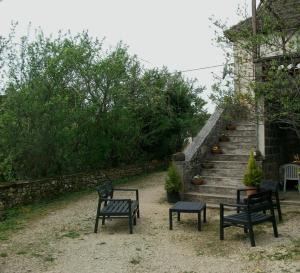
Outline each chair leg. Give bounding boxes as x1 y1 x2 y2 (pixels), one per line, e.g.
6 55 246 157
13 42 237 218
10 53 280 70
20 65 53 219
220 205 224 240
129 216 133 234
272 218 279 238
244 227 248 234
94 216 99 233
94 201 101 233
169 210 173 230
137 206 140 218
102 216 106 225
275 194 283 222
133 215 137 226
248 225 255 247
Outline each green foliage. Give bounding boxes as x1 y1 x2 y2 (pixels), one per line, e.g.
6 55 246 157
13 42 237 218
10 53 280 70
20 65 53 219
243 150 263 187
0 27 208 181
165 164 182 192
210 3 300 139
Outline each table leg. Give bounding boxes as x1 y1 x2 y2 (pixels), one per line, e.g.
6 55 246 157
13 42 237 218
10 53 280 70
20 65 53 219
198 212 201 231
203 205 207 223
169 210 173 230
177 212 180 221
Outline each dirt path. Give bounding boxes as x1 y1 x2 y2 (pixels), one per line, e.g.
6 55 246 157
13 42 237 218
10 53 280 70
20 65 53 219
0 171 299 273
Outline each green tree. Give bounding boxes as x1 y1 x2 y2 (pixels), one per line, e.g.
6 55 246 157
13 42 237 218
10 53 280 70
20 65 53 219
0 27 208 181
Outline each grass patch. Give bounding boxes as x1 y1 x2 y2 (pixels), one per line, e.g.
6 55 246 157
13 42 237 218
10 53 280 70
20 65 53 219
44 255 56 262
61 231 80 239
16 250 28 255
0 189 93 241
248 238 300 261
0 252 8 257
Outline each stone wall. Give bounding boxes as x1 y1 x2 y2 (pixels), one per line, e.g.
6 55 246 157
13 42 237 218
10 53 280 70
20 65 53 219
0 162 164 210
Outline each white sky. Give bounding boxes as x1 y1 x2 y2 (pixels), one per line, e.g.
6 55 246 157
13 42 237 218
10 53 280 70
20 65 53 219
0 0 254 112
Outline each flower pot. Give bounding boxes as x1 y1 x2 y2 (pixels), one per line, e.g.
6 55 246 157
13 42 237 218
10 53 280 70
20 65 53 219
211 145 223 154
219 135 230 142
167 191 181 203
192 178 205 185
226 124 236 130
246 187 258 197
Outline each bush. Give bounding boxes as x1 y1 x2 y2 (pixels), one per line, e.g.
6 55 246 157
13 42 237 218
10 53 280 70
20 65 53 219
165 164 182 192
243 150 263 187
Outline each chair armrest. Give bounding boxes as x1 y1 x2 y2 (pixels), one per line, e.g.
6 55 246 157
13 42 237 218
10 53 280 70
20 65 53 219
113 188 139 201
220 203 248 208
113 188 138 192
100 198 132 202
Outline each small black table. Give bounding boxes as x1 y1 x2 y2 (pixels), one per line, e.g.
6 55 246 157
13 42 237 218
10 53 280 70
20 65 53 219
169 201 207 231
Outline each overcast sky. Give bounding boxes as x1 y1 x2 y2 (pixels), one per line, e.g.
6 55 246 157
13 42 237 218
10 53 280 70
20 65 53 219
0 0 254 112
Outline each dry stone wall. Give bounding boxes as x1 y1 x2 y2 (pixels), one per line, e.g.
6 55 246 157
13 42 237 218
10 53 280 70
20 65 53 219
0 162 164 210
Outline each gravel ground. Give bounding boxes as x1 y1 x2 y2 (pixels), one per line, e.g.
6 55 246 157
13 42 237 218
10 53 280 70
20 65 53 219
0 171 299 273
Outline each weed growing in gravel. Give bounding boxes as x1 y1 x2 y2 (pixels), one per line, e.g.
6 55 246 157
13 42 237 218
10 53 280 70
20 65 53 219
62 231 80 239
44 255 56 262
130 257 141 265
248 238 300 261
0 252 8 257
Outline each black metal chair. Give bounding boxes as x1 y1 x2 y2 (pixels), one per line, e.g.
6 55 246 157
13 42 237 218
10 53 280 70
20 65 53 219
220 191 279 247
94 178 140 234
237 180 282 221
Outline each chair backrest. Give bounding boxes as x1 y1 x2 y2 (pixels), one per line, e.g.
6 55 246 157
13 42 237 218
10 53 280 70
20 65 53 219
96 180 113 199
281 164 300 180
260 180 279 193
247 191 273 213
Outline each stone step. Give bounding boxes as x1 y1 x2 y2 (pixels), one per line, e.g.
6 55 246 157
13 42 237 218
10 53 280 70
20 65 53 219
225 130 256 137
227 136 256 143
208 154 249 162
220 147 252 155
219 142 255 150
184 192 236 205
201 168 245 177
234 124 256 131
202 160 247 169
190 184 238 195
196 175 244 187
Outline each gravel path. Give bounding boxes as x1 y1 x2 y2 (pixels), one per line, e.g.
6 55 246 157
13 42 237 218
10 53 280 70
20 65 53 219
0 171 299 273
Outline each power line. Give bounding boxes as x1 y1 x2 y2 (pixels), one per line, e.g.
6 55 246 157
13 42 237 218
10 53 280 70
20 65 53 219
179 64 225 73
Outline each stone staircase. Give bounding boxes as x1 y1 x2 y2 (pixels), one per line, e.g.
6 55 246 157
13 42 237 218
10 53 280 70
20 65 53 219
184 121 256 206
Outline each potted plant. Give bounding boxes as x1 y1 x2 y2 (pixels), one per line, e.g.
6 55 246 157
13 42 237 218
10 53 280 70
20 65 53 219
165 164 182 203
243 150 263 196
192 175 205 185
211 144 223 154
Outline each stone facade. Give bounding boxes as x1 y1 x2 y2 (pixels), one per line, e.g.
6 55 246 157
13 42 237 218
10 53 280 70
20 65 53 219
0 162 164 210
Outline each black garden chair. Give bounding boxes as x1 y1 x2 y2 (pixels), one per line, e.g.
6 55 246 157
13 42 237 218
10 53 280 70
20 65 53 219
94 177 140 234
237 180 282 221
220 191 278 247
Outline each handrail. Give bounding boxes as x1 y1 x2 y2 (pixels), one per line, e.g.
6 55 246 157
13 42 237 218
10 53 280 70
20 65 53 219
184 108 224 162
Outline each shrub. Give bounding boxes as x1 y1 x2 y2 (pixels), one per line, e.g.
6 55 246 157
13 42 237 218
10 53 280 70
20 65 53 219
165 164 182 192
244 150 263 187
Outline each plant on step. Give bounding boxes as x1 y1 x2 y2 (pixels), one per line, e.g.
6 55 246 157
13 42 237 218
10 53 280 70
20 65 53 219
243 150 263 188
165 164 182 193
192 175 205 185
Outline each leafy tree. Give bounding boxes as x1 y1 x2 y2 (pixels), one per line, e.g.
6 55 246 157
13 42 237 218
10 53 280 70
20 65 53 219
0 27 208 181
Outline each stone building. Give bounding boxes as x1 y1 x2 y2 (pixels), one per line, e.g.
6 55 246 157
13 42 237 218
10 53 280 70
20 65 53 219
174 0 300 205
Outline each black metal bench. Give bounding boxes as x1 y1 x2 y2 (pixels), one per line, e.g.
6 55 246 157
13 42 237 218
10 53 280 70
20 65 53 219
94 178 140 234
